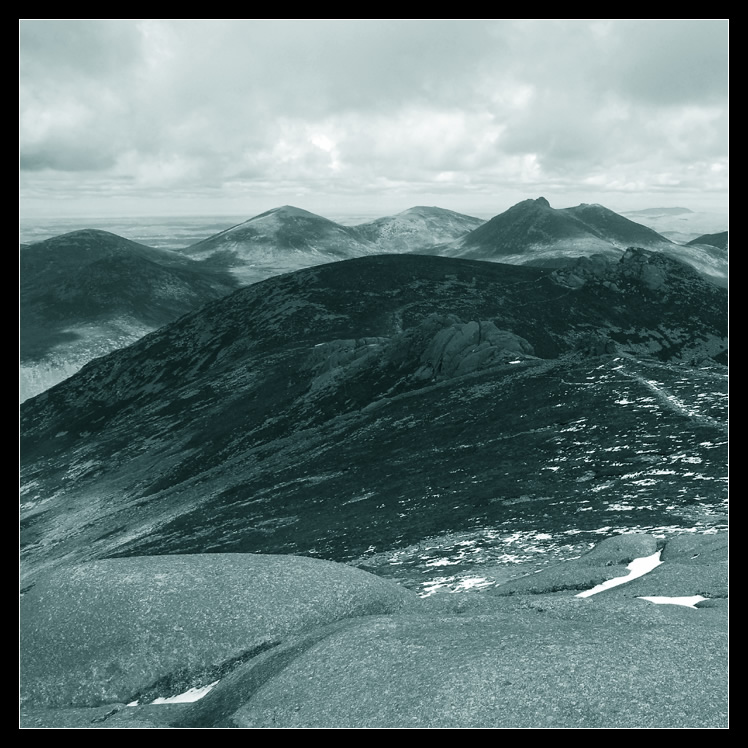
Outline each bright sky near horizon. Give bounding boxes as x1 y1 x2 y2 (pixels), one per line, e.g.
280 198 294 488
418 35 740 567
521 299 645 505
19 19 729 220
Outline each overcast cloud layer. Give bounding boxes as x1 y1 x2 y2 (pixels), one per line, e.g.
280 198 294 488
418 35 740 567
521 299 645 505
19 19 729 218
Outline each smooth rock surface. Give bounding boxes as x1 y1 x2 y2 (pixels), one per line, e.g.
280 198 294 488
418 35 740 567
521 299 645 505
604 533 728 600
20 553 417 708
489 533 660 596
19 533 727 728
229 604 726 728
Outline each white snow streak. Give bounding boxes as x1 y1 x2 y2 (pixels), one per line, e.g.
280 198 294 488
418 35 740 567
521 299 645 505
149 681 220 704
637 595 708 608
575 550 663 598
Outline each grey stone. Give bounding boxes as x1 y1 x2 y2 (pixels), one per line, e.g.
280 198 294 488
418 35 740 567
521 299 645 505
660 532 728 564
490 534 660 596
228 608 727 728
20 553 417 708
576 533 659 566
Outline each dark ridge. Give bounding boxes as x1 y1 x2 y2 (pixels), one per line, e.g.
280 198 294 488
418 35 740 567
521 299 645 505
686 231 728 250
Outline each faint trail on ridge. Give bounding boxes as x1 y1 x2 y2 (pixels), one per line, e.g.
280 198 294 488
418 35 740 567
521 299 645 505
619 365 726 433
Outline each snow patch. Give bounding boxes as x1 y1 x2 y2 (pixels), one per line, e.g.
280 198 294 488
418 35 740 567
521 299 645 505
576 550 663 598
149 680 220 704
638 595 708 608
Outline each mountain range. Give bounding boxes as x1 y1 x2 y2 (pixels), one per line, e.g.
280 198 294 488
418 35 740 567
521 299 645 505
19 213 728 727
417 197 728 286
177 198 728 288
19 199 728 402
178 199 727 286
179 204 488 283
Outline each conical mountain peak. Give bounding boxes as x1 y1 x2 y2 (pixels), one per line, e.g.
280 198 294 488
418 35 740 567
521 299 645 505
183 205 374 284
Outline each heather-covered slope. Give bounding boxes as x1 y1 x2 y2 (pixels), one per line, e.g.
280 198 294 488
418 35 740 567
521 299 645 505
21 250 727 588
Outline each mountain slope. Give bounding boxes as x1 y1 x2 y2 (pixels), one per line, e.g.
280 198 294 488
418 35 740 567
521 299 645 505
352 206 484 252
20 229 238 401
563 202 674 246
564 204 729 284
181 205 375 284
20 250 727 588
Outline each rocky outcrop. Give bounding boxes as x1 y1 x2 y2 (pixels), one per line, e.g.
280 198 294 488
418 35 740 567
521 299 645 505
602 532 728 601
551 247 677 291
413 317 535 380
549 253 613 289
19 533 727 729
227 594 726 728
304 315 536 394
20 554 417 709
489 533 661 596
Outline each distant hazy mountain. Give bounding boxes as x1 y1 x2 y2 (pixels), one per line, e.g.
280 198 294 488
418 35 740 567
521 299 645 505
420 197 726 285
20 229 237 401
21 250 727 586
686 231 728 251
624 207 694 217
181 205 375 284
622 208 728 245
352 206 485 252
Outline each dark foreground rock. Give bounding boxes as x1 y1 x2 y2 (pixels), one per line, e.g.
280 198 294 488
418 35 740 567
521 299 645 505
19 533 727 728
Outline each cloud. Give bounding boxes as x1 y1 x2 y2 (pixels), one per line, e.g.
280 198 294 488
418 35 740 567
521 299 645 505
19 19 729 215
19 19 144 81
600 19 729 106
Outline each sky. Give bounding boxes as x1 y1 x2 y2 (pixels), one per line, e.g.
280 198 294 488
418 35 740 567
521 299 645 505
19 19 729 221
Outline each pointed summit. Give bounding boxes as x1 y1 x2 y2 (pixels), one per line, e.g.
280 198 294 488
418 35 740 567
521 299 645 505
456 197 590 256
